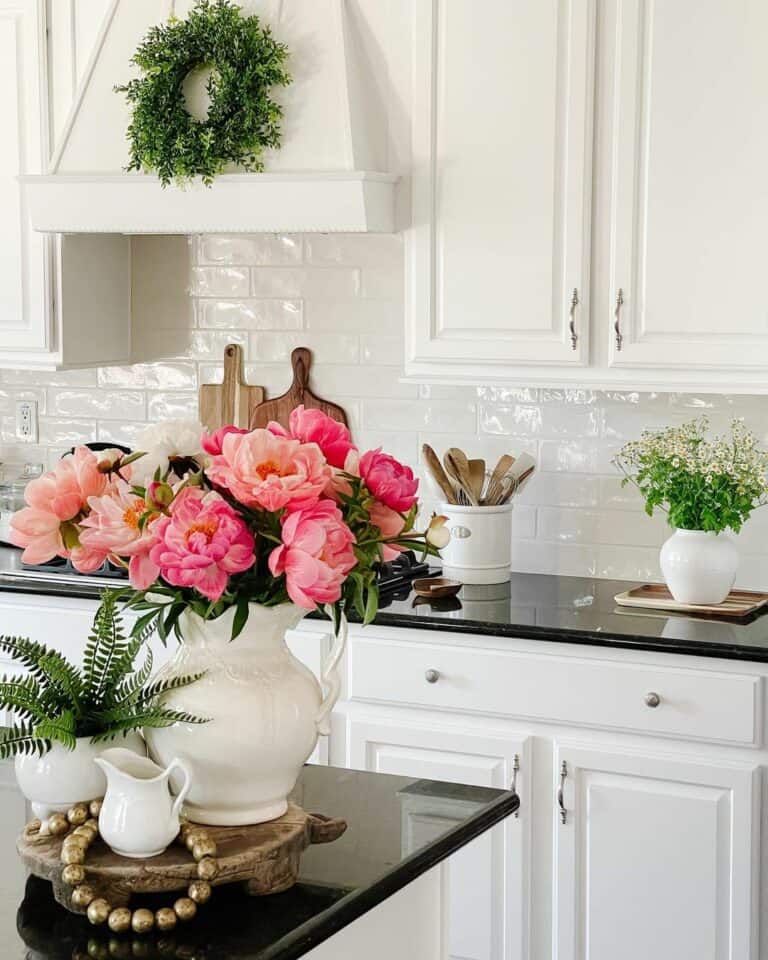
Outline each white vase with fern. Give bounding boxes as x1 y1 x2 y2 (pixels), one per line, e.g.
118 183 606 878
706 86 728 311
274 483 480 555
1 594 206 819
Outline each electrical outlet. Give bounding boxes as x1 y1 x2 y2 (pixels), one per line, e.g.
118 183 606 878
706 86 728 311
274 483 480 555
15 400 38 443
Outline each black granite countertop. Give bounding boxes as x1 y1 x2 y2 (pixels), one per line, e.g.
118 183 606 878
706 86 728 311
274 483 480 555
2 546 768 663
2 763 517 959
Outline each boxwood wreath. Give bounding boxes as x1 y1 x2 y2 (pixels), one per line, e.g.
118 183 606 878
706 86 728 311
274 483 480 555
115 0 291 187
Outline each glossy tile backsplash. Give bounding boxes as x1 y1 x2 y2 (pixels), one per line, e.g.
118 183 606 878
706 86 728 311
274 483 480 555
2 233 768 588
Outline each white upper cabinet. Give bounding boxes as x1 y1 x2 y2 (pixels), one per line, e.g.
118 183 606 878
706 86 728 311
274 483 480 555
406 0 768 391
0 0 52 358
406 0 596 379
0 0 129 370
603 0 768 383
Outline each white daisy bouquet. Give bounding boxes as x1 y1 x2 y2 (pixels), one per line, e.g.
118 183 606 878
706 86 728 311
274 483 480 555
613 416 768 534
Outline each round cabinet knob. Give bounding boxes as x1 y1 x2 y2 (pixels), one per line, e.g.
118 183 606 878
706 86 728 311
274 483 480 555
644 691 661 708
424 669 440 684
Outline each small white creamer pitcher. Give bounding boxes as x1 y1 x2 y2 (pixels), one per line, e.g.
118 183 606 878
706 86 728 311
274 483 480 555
94 747 192 859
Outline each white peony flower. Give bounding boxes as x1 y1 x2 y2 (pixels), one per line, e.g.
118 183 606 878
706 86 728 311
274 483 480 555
132 419 205 486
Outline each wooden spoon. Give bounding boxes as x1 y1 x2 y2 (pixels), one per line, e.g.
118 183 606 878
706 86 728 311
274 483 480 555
444 448 478 506
421 444 457 504
468 459 486 503
483 454 516 505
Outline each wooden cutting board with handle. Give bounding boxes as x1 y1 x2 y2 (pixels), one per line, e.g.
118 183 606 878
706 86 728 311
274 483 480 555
249 347 348 430
199 344 265 431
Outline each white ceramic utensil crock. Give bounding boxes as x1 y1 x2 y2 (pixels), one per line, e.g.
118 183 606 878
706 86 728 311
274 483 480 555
15 733 145 822
145 602 347 826
439 502 513 585
95 747 192 859
659 528 739 604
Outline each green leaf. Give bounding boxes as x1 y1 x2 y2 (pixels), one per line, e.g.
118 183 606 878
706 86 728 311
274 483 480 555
0 721 50 760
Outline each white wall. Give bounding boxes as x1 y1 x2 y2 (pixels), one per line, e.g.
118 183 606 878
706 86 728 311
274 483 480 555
3 231 768 588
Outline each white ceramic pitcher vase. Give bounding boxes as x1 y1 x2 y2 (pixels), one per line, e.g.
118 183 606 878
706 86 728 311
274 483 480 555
94 747 192 859
144 603 347 827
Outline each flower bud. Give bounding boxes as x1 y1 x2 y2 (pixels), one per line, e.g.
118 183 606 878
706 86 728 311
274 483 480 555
147 480 174 509
425 514 450 549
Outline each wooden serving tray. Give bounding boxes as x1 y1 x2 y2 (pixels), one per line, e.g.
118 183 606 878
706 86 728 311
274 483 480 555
614 583 768 619
18 802 346 914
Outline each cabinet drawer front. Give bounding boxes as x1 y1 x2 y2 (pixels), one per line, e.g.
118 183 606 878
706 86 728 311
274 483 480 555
350 637 761 745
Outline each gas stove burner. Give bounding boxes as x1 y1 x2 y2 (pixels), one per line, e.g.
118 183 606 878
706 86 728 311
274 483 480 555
375 551 434 595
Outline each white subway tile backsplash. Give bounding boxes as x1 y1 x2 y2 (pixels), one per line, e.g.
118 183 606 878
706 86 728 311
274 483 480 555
250 332 359 364
198 299 303 330
304 235 402 268
147 393 199 421
49 389 146 421
191 267 250 298
38 418 97 446
5 232 768 590
250 268 359 299
360 335 403 366
363 398 477 434
306 300 400 332
199 234 302 266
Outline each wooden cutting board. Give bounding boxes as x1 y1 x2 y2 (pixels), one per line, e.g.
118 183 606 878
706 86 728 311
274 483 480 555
198 344 265 430
249 347 348 430
615 583 768 619
18 803 347 912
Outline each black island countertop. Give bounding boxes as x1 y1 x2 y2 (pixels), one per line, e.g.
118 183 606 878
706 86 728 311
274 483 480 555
3 762 517 959
2 546 768 663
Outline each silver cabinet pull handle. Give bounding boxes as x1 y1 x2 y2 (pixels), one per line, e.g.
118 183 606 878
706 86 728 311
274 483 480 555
644 691 661 708
510 754 520 818
569 288 579 350
614 289 625 351
557 761 567 824
424 669 440 684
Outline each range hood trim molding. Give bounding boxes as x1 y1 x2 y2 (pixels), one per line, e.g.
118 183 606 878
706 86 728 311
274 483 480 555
21 172 398 234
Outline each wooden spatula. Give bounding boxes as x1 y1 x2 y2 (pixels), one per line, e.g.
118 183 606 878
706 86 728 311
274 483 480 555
422 444 457 504
249 347 349 431
468 459 486 503
484 454 516 505
199 344 265 431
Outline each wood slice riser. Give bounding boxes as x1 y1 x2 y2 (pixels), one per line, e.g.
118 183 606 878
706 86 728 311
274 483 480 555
18 803 346 914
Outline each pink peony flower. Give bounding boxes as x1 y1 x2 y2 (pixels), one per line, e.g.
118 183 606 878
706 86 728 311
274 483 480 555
359 449 419 513
206 429 331 512
268 406 356 470
78 480 160 588
201 425 249 457
269 500 356 609
10 447 112 565
149 488 255 602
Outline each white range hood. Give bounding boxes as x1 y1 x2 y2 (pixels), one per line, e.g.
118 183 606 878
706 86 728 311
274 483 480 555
22 0 397 234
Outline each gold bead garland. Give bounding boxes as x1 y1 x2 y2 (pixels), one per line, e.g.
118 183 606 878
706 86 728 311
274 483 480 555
26 800 220 934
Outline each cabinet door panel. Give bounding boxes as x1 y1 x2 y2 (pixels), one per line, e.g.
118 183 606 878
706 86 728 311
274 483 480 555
407 0 595 371
606 0 768 370
0 0 51 354
554 743 758 960
347 717 529 960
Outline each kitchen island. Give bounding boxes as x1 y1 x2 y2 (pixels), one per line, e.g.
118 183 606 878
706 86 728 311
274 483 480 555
4 762 517 959
0 552 767 959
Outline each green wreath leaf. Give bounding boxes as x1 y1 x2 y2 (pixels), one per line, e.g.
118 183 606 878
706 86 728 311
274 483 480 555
115 0 291 186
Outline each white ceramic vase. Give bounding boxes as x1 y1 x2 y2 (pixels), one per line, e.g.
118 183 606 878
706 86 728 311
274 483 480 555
659 528 739 604
144 602 346 826
14 732 145 820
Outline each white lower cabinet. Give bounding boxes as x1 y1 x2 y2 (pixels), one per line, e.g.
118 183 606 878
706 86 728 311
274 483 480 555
346 715 530 960
553 743 759 960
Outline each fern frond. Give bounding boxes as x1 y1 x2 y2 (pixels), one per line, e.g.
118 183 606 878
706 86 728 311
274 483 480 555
100 646 154 711
33 710 78 751
91 707 208 741
0 635 83 712
83 591 127 704
0 674 49 723
138 671 206 706
0 721 50 759
99 630 148 709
